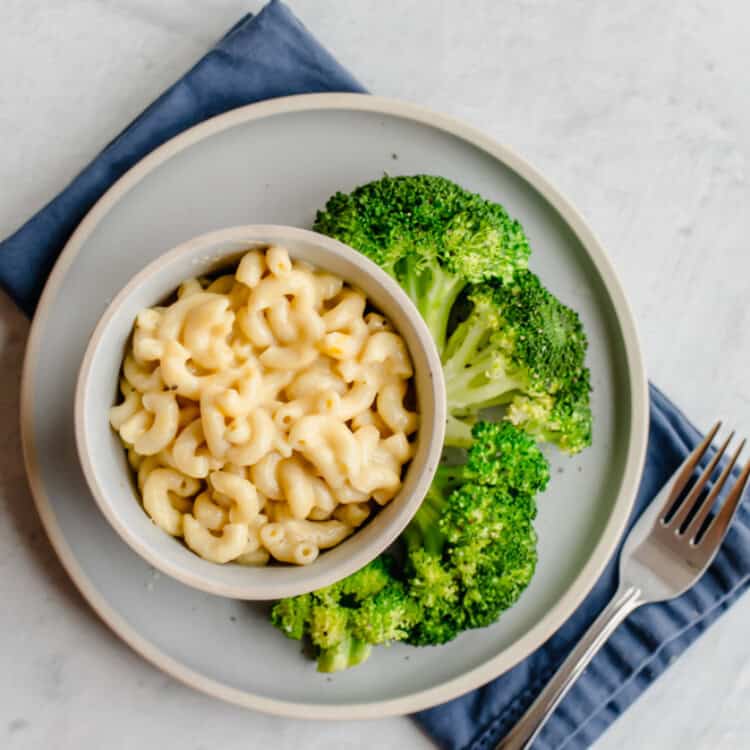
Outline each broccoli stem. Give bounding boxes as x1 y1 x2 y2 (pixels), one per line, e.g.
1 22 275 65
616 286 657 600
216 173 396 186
317 636 372 673
404 263 466 355
403 486 447 556
420 272 465 353
445 415 474 447
433 464 468 494
445 333 524 412
448 369 520 411
442 309 525 415
449 376 521 412
442 313 491 372
401 261 422 303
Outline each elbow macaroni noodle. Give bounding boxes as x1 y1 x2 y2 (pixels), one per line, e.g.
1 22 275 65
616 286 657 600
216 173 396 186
110 245 419 566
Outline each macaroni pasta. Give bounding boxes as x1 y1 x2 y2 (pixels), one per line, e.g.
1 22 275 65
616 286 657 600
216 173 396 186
110 245 418 566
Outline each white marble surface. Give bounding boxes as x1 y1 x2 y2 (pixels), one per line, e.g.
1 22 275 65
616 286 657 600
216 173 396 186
1 1 749 748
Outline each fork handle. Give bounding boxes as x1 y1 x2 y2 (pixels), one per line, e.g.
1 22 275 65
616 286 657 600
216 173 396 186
495 585 643 750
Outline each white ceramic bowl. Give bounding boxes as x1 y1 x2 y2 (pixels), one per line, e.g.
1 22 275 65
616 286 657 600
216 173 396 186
75 225 446 600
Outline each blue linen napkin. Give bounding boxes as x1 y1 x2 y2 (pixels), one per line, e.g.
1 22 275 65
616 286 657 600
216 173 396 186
1 3 746 748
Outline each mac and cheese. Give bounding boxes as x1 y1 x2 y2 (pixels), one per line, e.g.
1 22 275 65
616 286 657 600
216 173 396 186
110 245 419 566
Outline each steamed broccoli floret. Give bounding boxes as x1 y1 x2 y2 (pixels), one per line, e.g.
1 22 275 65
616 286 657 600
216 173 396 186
443 270 592 454
350 581 420 645
270 592 312 640
401 424 547 644
445 487 538 629
406 482 538 642
402 423 546 645
403 421 548 552
310 604 350 650
439 420 552 496
314 174 530 354
337 555 395 601
404 547 464 646
269 557 413 673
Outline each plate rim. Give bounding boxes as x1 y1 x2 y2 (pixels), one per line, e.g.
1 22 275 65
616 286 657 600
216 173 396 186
20 92 649 719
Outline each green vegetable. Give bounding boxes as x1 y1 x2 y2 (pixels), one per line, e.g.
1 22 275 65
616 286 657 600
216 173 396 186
269 592 312 641
269 422 549 671
314 174 531 355
443 271 592 454
270 556 417 672
268 176 593 673
403 421 548 643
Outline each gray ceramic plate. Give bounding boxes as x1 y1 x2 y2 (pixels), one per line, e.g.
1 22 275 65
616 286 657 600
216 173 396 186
21 94 648 719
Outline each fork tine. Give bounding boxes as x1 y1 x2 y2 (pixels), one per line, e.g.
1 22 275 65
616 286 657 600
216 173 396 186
697 455 750 549
659 421 721 522
668 431 733 531
684 439 745 541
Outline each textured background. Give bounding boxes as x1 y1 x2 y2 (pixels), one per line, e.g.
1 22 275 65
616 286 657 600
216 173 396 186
1 1 749 748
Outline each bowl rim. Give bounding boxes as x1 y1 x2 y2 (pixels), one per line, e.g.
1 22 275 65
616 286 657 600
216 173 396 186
21 92 649 719
74 224 447 600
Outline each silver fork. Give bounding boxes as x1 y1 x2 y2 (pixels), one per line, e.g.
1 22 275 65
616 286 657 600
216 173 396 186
497 422 750 750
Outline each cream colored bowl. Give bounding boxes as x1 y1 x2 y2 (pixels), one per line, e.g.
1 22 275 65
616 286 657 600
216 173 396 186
74 225 446 600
